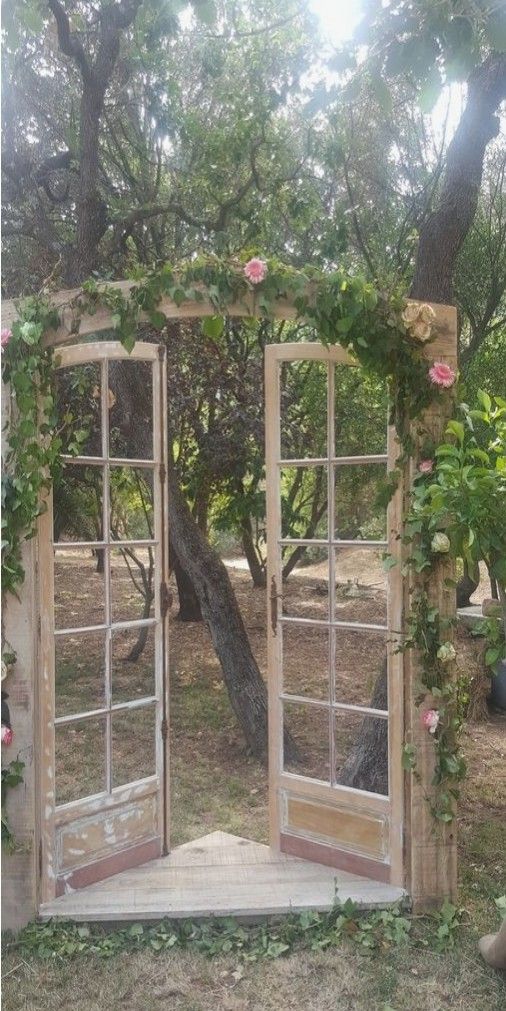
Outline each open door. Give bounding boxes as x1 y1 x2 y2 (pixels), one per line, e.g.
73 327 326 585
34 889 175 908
265 343 403 886
38 342 169 900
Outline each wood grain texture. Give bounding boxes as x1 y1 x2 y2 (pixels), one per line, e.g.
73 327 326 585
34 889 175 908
40 831 405 921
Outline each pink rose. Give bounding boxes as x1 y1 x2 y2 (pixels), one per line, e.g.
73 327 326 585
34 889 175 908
244 258 267 285
418 459 433 474
1 724 13 746
1 329 12 348
429 362 456 388
422 709 439 734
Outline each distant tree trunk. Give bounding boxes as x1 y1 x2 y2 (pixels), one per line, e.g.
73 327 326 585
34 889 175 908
167 461 297 760
338 661 388 796
456 562 479 608
170 538 202 621
126 590 154 662
240 515 266 588
345 52 506 794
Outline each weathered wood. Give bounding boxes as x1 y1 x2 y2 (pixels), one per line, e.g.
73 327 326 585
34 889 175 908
403 304 458 912
39 830 405 922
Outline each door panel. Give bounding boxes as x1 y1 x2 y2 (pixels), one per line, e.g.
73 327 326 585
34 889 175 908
266 343 403 885
38 342 169 901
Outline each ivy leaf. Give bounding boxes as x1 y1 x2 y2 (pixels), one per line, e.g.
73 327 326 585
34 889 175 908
201 315 225 340
149 310 166 330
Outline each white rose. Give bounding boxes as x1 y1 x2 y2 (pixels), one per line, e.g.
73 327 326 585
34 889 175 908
431 532 451 554
437 642 457 664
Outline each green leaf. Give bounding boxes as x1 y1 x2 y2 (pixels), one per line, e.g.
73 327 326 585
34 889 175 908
201 315 225 340
446 420 464 443
369 74 392 114
149 310 166 330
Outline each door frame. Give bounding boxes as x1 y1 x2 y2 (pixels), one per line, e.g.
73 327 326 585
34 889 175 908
265 342 404 887
36 341 170 904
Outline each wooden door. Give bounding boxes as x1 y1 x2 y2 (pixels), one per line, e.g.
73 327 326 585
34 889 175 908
38 342 169 900
265 343 403 886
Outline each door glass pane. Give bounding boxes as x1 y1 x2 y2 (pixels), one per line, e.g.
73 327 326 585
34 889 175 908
112 626 156 704
55 362 102 458
110 546 155 624
54 547 105 630
280 360 327 461
334 463 387 541
280 465 328 540
282 622 329 701
109 466 155 541
55 631 106 717
55 717 106 805
53 464 104 544
283 701 330 783
334 547 388 627
108 359 154 460
333 709 388 796
112 705 157 787
281 548 329 622
333 628 388 709
334 364 387 456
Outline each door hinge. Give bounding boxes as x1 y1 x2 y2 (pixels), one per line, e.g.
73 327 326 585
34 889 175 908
161 717 168 740
160 581 173 618
270 575 279 635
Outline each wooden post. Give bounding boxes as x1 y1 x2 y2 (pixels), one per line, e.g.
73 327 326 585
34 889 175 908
403 302 458 912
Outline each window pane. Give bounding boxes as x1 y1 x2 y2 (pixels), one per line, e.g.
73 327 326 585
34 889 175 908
334 547 387 627
55 631 106 718
55 717 106 806
282 622 329 702
333 709 388 796
333 628 388 709
280 465 327 540
280 360 327 461
112 626 156 704
334 364 387 456
53 464 104 544
110 546 155 624
55 362 102 458
109 466 155 541
112 705 156 787
108 359 154 460
281 549 329 622
334 463 387 541
54 547 105 630
283 701 330 783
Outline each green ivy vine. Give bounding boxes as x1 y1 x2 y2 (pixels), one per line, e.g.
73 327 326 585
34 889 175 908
2 255 464 832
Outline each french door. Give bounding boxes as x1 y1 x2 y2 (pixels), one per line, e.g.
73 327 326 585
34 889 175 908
265 343 403 885
38 342 169 900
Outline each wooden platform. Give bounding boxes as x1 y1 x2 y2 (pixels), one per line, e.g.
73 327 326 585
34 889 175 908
39 831 406 922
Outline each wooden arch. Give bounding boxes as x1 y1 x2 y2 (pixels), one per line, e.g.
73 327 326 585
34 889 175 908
1 282 457 925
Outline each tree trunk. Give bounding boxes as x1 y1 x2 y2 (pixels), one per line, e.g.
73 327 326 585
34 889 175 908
170 538 203 621
240 515 266 588
345 52 506 794
456 561 479 608
167 462 297 760
338 660 388 796
126 590 154 662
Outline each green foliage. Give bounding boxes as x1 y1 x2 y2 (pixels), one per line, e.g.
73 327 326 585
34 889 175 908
13 899 415 962
1 758 26 852
1 299 60 595
353 1 506 113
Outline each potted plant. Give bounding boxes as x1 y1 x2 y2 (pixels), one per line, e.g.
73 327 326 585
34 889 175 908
415 390 506 707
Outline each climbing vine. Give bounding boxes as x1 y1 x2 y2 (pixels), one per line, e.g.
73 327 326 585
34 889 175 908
2 255 468 831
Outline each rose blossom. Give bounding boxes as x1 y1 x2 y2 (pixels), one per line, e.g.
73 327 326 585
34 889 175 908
1 328 12 348
418 459 433 474
411 320 432 342
422 709 439 734
431 531 450 554
429 361 456 388
1 724 13 746
401 302 420 325
437 642 457 664
244 258 268 284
